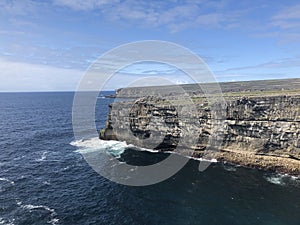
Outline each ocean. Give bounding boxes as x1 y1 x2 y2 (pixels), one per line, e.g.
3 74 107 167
0 92 299 225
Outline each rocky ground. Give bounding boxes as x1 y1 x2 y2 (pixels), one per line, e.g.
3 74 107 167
199 149 300 175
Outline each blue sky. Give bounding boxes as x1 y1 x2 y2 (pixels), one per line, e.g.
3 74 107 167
0 0 300 91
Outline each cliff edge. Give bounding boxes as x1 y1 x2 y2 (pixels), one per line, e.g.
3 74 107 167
100 78 300 175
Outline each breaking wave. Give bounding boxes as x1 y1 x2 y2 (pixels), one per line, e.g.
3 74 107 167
17 201 59 225
0 177 15 185
35 151 48 162
0 217 14 225
189 156 218 163
70 138 218 164
222 164 237 172
264 173 300 186
70 137 134 158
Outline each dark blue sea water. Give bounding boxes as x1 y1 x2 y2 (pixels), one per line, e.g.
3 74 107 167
0 92 300 225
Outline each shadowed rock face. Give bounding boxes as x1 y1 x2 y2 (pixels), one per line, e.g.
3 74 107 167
128 97 181 150
100 79 300 175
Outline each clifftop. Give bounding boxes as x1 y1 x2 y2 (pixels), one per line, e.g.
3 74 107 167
116 78 300 98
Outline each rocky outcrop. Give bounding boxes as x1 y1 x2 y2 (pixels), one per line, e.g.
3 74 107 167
100 79 300 175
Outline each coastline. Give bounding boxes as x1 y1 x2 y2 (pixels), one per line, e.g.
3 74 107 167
203 149 300 175
100 78 300 176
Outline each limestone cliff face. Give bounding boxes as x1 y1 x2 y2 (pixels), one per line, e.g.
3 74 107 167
100 83 300 174
223 96 300 154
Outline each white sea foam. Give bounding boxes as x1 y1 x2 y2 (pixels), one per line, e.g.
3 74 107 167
62 166 70 171
43 181 51 185
184 154 218 163
71 138 219 164
71 137 133 157
141 148 218 163
265 175 283 185
17 201 59 225
0 217 15 225
223 164 237 172
137 146 160 153
139 146 218 163
194 157 217 163
264 173 300 186
35 151 48 162
0 177 15 185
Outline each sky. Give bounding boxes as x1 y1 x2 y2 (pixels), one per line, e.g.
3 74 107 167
0 0 300 91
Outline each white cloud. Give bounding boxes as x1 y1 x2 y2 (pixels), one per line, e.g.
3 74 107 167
103 73 195 90
213 56 300 82
0 58 190 92
214 72 293 83
118 62 178 75
53 0 116 11
51 0 244 32
0 0 254 32
271 3 300 29
222 56 300 72
0 59 83 92
272 4 300 20
0 0 42 15
195 13 221 27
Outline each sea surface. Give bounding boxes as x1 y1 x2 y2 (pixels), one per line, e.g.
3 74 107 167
0 92 300 225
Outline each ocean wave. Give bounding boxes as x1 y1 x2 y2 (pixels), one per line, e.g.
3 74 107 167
179 153 217 163
70 137 134 157
190 157 217 163
35 151 48 162
264 173 300 186
0 177 15 185
17 201 59 225
139 147 218 163
43 181 51 185
70 138 219 165
0 217 15 225
0 162 7 167
222 164 237 172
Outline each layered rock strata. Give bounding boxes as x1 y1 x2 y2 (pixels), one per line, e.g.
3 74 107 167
100 79 300 175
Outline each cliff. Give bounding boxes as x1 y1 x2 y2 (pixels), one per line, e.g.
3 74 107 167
100 79 300 175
